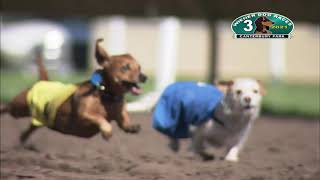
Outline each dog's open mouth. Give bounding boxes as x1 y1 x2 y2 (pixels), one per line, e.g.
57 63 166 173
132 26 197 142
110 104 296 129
243 105 257 110
122 81 143 95
244 105 253 110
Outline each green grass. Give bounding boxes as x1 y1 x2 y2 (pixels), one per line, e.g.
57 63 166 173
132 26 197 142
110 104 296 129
262 82 319 119
1 70 319 119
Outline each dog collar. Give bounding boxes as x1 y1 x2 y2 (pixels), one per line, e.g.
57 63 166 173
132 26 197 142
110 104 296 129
90 72 123 102
90 72 106 91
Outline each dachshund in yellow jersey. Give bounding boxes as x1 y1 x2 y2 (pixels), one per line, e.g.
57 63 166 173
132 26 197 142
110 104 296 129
0 39 147 144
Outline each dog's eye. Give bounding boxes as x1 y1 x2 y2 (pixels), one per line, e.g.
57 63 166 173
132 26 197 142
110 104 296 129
236 90 242 95
121 64 131 72
253 90 259 94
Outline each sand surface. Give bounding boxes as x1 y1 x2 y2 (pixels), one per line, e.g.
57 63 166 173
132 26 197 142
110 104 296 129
1 113 319 180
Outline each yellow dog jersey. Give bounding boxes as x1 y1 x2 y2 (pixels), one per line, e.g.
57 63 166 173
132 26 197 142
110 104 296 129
27 81 77 127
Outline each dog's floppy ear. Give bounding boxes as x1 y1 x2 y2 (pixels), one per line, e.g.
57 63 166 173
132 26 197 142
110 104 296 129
95 38 110 67
214 80 234 94
257 80 266 96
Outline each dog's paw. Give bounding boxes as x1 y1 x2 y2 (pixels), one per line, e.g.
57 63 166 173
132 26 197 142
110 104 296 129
19 132 29 144
125 124 141 133
200 152 215 161
100 125 113 140
168 139 180 152
101 131 112 141
23 144 40 152
225 155 239 162
225 147 240 162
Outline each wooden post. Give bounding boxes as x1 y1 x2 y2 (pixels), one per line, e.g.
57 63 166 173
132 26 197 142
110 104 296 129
198 0 218 83
208 20 218 83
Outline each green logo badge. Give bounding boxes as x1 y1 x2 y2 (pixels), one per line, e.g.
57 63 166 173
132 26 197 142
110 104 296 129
231 12 294 39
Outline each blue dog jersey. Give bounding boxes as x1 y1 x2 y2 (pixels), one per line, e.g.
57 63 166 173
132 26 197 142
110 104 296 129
152 82 224 138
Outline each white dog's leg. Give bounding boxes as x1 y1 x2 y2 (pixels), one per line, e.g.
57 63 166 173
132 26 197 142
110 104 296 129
191 122 215 160
191 128 205 153
225 123 253 162
168 138 180 152
225 146 240 162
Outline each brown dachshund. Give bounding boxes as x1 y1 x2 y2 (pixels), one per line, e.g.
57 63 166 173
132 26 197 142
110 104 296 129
0 39 147 144
254 16 274 34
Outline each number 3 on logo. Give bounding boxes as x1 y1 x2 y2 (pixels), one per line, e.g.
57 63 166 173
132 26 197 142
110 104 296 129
243 20 253 32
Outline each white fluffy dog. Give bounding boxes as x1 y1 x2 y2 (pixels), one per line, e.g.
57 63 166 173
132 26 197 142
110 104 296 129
190 78 265 162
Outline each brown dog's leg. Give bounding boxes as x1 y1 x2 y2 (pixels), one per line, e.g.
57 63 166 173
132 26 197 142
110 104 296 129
116 108 140 133
6 90 30 118
191 127 215 161
78 96 113 140
2 90 36 144
82 113 113 140
20 124 39 144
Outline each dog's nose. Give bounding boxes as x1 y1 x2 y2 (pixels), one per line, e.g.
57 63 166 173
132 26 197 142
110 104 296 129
244 97 251 103
272 22 274 24
139 73 147 83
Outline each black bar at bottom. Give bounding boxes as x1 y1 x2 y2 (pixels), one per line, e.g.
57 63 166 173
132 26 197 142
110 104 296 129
236 34 289 38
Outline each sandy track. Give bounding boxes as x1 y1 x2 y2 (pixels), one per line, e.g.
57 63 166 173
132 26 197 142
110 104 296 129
1 113 319 180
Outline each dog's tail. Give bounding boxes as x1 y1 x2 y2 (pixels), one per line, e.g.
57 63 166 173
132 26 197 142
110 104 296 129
36 52 49 81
